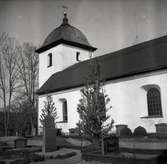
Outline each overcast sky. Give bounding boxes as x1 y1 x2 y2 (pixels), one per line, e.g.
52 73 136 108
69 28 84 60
0 0 167 56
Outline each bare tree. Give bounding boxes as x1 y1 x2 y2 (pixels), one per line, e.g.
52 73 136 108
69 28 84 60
0 33 20 136
17 42 38 135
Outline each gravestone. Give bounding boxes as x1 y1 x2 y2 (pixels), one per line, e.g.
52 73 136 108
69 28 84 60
115 124 128 136
155 123 167 138
120 127 132 137
43 115 61 152
133 126 147 137
43 128 58 152
14 138 27 148
103 135 119 154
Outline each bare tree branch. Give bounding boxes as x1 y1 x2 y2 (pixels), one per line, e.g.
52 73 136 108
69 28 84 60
16 42 38 135
0 33 20 136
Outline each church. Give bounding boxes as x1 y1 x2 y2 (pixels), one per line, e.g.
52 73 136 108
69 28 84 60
36 12 167 134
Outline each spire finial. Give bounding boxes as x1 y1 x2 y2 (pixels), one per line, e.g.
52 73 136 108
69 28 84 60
62 5 68 25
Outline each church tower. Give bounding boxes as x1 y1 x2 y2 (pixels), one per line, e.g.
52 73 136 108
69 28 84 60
36 12 96 88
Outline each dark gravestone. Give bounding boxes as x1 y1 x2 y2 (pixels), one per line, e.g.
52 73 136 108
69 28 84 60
14 138 27 148
120 127 132 138
156 123 167 138
133 126 147 137
43 116 62 152
103 135 119 154
115 124 128 136
44 128 58 152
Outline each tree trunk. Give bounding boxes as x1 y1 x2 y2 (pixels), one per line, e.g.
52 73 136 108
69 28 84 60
3 92 8 136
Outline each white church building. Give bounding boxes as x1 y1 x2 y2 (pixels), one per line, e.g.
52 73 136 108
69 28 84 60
36 13 167 134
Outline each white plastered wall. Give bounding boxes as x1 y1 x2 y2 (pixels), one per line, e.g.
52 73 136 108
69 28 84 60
38 44 92 88
38 88 82 134
105 70 167 133
38 70 167 134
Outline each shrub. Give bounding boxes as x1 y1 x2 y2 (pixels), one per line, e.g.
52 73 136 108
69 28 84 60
133 126 147 137
120 127 132 137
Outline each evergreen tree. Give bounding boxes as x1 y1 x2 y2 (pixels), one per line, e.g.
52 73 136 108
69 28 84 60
40 95 57 128
77 59 114 142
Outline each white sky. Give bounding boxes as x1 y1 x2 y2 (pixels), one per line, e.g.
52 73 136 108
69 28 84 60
0 0 167 56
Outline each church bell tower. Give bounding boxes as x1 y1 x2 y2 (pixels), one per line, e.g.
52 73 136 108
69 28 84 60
36 12 96 88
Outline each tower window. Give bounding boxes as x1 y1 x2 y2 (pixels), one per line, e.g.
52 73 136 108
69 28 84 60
48 53 52 67
147 88 162 117
76 52 80 62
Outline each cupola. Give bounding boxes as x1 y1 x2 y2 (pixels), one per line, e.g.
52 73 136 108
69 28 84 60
36 12 96 53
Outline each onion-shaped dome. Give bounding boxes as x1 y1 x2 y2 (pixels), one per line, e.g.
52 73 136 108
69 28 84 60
36 13 96 53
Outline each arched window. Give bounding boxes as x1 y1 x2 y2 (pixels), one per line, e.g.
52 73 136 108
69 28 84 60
48 53 52 67
60 98 68 122
147 88 162 117
62 100 68 122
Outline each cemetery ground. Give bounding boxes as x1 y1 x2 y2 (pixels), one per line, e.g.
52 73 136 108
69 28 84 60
1 133 167 164
0 135 110 164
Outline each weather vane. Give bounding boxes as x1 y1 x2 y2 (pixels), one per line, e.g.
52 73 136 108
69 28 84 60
62 5 68 15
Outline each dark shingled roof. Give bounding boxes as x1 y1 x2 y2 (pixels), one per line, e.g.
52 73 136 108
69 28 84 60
36 13 96 53
36 35 167 95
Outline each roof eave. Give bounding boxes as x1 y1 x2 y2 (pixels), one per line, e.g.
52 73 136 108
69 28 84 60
36 39 97 53
36 66 167 96
36 83 84 96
